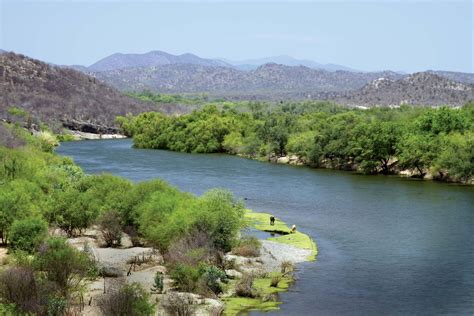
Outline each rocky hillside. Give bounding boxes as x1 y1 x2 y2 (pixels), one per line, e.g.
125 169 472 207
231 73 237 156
89 50 231 72
89 63 404 96
0 52 157 132
335 72 474 107
427 70 474 85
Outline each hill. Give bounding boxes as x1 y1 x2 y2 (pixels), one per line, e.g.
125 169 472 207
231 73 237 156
222 55 357 72
335 72 474 107
0 52 157 132
89 50 231 72
90 63 404 97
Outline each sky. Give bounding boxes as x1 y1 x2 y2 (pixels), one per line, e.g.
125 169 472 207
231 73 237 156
0 0 472 73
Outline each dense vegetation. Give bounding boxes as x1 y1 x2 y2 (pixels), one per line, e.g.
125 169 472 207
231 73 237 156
118 100 474 183
0 123 246 314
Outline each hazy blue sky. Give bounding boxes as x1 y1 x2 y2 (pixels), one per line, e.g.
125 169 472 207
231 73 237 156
1 0 472 72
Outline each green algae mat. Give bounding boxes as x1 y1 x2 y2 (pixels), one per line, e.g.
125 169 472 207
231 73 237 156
223 210 318 315
245 209 318 261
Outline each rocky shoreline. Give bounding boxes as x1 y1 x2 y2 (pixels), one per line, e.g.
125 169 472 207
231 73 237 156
238 152 474 185
64 129 127 140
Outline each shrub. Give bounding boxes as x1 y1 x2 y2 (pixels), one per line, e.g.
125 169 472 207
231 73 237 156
98 210 122 247
232 236 261 257
47 189 99 237
164 230 217 267
201 265 227 295
35 237 95 295
162 292 196 316
170 264 201 292
270 274 282 287
0 266 40 314
235 273 256 298
193 189 245 252
37 131 58 153
152 271 164 293
99 282 155 316
281 260 294 275
8 217 48 253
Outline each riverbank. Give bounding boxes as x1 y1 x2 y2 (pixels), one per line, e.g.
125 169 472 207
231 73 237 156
236 152 474 185
223 210 317 315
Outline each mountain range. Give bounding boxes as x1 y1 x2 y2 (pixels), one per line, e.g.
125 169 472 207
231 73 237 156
63 50 472 106
88 50 230 72
219 55 356 72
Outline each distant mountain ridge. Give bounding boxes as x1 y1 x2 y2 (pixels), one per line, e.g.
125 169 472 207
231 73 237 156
89 62 405 95
88 50 231 72
87 62 473 106
220 55 358 72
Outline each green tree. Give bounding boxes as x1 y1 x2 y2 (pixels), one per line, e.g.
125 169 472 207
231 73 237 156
352 121 402 174
434 132 473 182
9 217 48 253
397 133 437 177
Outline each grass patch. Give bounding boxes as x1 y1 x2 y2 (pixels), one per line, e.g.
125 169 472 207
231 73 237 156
244 210 318 261
223 273 292 315
223 297 281 315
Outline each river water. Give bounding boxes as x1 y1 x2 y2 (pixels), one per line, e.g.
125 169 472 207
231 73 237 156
57 139 474 315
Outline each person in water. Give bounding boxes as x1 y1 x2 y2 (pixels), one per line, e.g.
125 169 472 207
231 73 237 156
270 216 275 226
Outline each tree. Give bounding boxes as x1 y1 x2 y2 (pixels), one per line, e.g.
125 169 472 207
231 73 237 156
434 132 473 182
0 179 41 244
397 133 437 177
9 217 48 253
47 189 99 237
352 121 402 174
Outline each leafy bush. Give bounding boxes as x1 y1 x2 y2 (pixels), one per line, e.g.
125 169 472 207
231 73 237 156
8 217 48 253
170 264 202 292
35 237 95 295
98 210 122 247
201 265 227 295
0 179 43 244
99 283 154 316
37 131 58 153
193 189 245 252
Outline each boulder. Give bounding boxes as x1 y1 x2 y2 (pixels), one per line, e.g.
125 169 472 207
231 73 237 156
277 156 289 164
225 269 242 279
98 265 123 278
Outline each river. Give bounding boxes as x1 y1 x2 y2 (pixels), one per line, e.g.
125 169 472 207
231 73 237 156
56 139 474 315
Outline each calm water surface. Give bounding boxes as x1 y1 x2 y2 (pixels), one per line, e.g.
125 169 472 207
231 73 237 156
57 139 474 315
